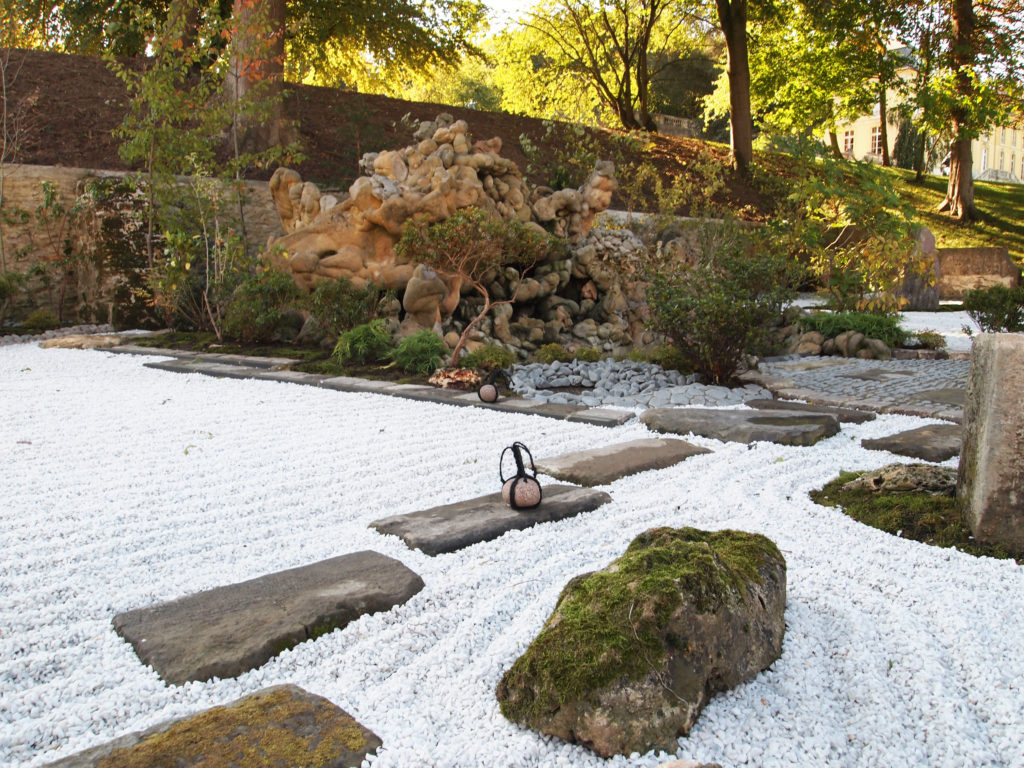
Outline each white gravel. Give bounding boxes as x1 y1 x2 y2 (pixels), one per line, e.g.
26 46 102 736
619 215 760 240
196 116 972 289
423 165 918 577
1 343 1022 768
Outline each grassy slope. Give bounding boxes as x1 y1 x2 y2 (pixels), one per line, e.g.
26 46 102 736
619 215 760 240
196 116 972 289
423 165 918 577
881 167 1024 267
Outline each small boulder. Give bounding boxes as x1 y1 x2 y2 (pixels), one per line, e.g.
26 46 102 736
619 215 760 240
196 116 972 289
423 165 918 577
841 463 957 496
496 527 786 758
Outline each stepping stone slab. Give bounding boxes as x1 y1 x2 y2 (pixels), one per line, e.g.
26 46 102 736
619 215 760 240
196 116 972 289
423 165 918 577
641 407 840 446
536 438 711 486
861 423 962 462
42 684 380 768
113 551 423 685
903 387 966 407
369 484 611 556
745 398 876 424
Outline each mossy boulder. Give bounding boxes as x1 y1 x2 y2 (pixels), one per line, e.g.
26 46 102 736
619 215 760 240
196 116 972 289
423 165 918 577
496 527 786 758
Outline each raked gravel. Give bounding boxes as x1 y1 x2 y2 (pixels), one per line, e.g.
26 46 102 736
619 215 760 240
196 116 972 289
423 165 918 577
1 342 1022 768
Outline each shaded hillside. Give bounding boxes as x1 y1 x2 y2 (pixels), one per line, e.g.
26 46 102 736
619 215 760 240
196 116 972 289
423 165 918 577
2 47 768 215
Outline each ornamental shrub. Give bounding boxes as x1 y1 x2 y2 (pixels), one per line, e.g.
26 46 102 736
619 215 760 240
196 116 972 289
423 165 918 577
534 343 571 364
574 346 602 362
391 330 447 375
221 269 303 344
646 219 797 386
459 344 516 371
308 277 386 338
963 284 1024 332
20 308 60 331
333 319 394 364
798 311 908 347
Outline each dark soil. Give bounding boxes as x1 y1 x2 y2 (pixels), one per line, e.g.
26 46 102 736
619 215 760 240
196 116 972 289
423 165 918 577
2 47 771 217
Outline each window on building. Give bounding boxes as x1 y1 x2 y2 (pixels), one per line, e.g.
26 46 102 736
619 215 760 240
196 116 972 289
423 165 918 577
1000 151 1005 171
871 127 883 156
843 131 855 154
982 148 988 170
1001 127 1007 144
1013 155 1018 177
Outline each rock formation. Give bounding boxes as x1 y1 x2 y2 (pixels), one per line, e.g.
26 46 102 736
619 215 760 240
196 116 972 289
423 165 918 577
496 527 786 758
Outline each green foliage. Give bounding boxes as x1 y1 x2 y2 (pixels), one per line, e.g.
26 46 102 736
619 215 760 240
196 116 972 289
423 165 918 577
645 219 798 385
534 343 572 364
220 269 303 344
628 343 693 374
497 527 782 724
574 346 601 362
19 306 59 330
962 284 1024 333
913 330 947 351
307 277 385 338
459 344 515 371
333 319 394 364
0 270 24 325
391 329 447 375
798 311 908 347
810 471 1017 561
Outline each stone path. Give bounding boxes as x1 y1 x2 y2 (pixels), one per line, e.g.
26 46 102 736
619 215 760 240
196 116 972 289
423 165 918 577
745 356 969 422
43 685 380 768
641 408 841 447
113 551 424 685
536 438 711 486
369 485 612 556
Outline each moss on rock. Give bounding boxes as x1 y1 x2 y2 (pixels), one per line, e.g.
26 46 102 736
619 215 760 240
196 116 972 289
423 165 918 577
496 527 783 726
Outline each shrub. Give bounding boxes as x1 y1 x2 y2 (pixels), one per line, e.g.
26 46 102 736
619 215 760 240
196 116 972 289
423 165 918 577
913 330 947 350
459 344 516 371
634 343 693 374
963 284 1024 332
307 277 385 338
646 219 797 385
333 319 394 364
535 343 571 364
221 270 303 344
392 330 447 375
798 311 907 347
20 308 61 331
574 346 602 362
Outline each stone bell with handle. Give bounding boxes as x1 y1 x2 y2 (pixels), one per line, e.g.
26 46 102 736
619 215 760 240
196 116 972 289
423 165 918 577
500 441 542 510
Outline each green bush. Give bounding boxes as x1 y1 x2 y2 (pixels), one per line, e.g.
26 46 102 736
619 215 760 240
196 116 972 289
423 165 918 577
391 330 447 375
307 277 385 338
913 330 947 350
574 346 602 362
636 343 693 374
646 219 797 385
534 343 572 364
798 311 908 347
221 270 304 344
333 319 394 364
963 284 1024 332
20 308 61 331
459 344 515 371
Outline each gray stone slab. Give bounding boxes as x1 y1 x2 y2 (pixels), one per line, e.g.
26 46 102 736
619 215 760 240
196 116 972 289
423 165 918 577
319 376 402 393
745 398 876 424
536 438 711 486
386 384 476 406
861 423 962 462
109 344 190 357
902 387 965 407
565 408 635 427
841 368 916 382
369 484 612 556
143 360 262 380
201 353 295 369
523 402 587 418
641 407 840 446
42 685 381 768
113 551 423 685
247 368 325 385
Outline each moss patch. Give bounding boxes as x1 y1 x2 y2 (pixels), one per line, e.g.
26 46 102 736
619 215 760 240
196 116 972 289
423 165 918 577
97 686 372 768
497 527 781 723
810 471 1020 562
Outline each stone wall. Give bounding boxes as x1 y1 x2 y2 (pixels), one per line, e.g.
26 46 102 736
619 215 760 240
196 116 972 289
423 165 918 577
0 163 282 324
937 246 1021 299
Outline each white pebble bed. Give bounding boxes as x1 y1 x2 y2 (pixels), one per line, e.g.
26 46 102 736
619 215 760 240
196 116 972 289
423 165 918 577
1 342 1022 768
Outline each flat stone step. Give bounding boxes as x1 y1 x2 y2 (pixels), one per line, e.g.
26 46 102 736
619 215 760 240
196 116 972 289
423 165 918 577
113 551 424 685
369 485 612 556
42 684 381 768
745 398 876 424
861 423 962 462
536 438 711 486
641 407 840 446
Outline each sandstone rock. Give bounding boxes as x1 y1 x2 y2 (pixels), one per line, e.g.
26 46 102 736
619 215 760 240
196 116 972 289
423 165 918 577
841 463 956 496
42 685 381 768
536 438 711 486
496 527 786 757
402 264 448 329
958 333 1024 554
863 337 892 360
641 407 840 446
861 423 961 462
40 334 124 350
835 330 865 357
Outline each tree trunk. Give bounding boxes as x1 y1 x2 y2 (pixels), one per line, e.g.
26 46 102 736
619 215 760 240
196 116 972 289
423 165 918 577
716 0 752 174
226 0 286 150
914 128 927 182
938 0 980 221
879 86 890 166
828 130 843 159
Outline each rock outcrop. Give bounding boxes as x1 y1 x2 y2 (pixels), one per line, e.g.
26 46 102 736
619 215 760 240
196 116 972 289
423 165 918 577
496 527 786 757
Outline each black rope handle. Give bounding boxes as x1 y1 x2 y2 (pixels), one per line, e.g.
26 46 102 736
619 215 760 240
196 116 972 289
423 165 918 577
500 441 536 483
